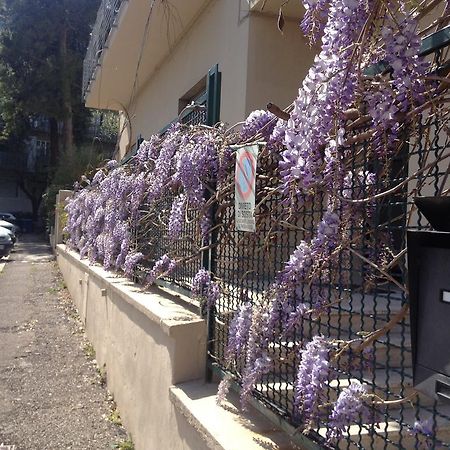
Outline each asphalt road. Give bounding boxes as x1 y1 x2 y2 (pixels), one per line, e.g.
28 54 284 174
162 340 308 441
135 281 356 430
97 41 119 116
0 235 127 449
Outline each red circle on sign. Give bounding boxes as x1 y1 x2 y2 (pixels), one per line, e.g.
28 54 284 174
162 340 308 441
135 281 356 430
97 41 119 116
236 150 255 200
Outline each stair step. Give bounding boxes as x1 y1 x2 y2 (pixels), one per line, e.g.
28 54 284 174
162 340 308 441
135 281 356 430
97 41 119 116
318 404 450 449
268 332 412 372
257 369 435 410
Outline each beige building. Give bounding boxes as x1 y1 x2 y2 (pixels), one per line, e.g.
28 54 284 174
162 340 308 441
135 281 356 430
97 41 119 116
83 0 315 160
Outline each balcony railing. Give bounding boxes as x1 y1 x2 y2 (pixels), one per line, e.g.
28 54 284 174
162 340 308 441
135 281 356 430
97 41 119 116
82 0 125 100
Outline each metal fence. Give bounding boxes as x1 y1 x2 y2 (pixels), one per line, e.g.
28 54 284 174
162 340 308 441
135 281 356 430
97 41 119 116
129 34 450 449
209 126 449 450
134 193 204 292
82 0 125 100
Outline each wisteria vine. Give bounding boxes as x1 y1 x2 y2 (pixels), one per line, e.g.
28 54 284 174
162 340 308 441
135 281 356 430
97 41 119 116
64 0 450 446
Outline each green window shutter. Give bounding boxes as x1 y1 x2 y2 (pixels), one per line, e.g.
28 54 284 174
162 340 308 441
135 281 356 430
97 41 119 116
206 64 221 126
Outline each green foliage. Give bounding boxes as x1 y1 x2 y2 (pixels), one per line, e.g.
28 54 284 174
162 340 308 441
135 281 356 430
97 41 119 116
0 0 99 122
113 438 134 450
108 408 122 426
82 342 96 360
42 145 107 229
91 110 120 144
0 0 102 171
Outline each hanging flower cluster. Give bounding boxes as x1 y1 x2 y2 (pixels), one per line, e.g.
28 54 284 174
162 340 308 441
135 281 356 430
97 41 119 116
145 254 176 285
294 335 331 425
64 123 227 287
240 109 276 142
192 268 220 308
65 163 149 270
276 0 430 204
277 0 371 201
327 381 369 442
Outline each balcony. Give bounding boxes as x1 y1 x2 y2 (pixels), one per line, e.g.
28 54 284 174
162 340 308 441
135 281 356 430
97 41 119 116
82 0 214 111
82 0 125 103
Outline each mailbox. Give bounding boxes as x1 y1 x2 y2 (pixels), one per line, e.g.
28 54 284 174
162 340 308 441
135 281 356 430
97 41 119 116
408 197 450 402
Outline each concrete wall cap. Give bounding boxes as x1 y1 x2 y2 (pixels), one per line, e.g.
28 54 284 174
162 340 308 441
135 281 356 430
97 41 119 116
57 245 204 337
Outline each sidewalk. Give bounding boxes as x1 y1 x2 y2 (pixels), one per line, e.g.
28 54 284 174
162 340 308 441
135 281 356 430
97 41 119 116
0 235 128 449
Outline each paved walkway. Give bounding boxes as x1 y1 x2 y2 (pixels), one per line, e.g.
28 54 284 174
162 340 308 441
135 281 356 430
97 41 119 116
0 235 127 449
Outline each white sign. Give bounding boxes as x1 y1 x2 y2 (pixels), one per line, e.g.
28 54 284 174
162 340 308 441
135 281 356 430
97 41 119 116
235 144 258 232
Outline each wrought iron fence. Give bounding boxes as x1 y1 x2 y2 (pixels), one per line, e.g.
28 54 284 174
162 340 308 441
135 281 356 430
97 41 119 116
82 0 125 100
128 35 450 449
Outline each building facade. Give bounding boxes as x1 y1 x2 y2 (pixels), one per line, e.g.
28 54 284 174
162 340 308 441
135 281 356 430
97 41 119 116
83 0 314 159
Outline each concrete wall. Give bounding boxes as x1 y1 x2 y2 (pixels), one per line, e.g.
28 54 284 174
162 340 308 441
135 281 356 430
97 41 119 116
57 246 208 450
245 13 315 115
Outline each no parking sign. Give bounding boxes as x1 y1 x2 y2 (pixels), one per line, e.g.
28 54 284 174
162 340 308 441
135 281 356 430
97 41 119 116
234 144 259 232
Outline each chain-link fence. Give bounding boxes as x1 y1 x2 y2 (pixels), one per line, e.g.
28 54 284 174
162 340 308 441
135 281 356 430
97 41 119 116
128 31 450 449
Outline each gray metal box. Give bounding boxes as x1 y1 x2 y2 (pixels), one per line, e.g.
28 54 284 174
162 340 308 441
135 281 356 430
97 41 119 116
408 230 450 401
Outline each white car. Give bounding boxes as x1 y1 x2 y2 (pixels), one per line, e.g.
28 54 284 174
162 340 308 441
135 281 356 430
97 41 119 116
0 220 19 235
0 226 15 244
0 227 13 257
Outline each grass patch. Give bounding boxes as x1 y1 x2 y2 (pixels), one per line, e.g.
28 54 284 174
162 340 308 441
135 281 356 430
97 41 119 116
113 438 134 450
97 364 107 386
82 342 96 359
108 408 122 426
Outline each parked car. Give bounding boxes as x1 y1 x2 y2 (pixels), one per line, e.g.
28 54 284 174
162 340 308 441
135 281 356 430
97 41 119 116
0 226 16 244
0 212 17 222
0 219 19 235
0 227 13 257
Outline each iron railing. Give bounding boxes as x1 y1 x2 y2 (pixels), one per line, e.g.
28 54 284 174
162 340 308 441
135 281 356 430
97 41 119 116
82 0 125 100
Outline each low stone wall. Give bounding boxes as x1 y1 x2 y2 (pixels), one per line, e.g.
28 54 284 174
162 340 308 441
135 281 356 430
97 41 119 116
56 245 296 450
57 245 209 450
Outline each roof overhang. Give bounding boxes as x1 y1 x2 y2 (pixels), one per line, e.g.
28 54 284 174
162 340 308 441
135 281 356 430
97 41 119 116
84 0 214 111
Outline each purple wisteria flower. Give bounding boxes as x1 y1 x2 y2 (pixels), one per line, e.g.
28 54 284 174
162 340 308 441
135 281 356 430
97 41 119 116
123 251 144 277
240 353 272 408
192 268 220 308
146 254 176 285
174 131 218 206
280 0 371 200
294 335 330 425
367 9 428 157
240 305 273 408
327 381 368 442
412 419 433 437
92 169 105 186
225 302 252 363
300 0 330 45
216 375 232 406
106 160 118 170
282 302 308 338
168 194 186 240
240 110 276 142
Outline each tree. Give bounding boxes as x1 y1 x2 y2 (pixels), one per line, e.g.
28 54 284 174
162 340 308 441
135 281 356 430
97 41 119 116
0 0 100 162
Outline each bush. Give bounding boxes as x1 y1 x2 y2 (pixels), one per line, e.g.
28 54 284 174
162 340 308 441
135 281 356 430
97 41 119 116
42 145 106 231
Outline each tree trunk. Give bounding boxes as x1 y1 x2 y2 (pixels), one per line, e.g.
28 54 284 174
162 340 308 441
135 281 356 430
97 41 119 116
17 180 43 221
60 23 73 156
31 196 42 221
49 117 59 167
